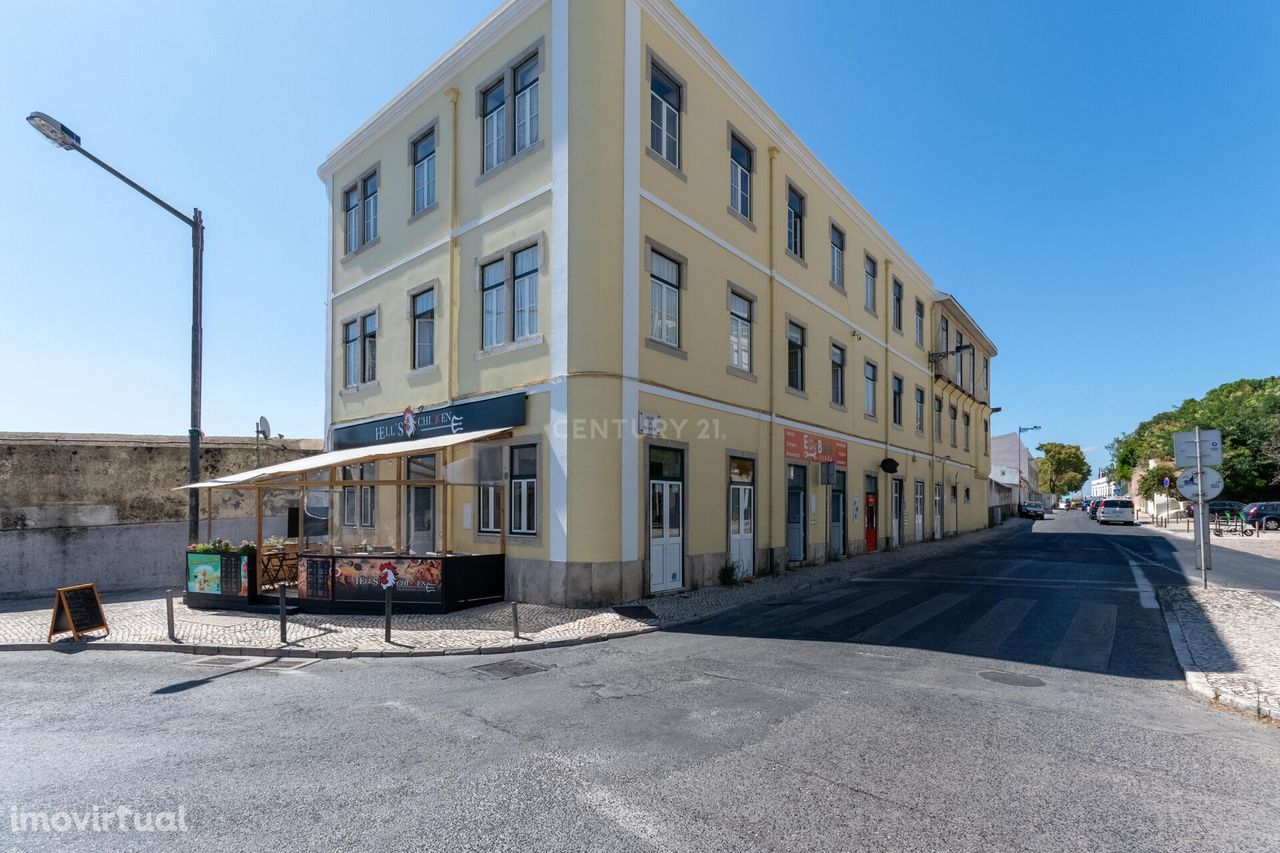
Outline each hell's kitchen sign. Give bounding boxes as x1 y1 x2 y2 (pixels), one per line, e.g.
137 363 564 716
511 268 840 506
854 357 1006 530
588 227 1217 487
784 428 848 466
332 392 527 449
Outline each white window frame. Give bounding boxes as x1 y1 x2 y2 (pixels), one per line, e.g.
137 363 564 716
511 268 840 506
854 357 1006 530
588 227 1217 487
892 279 903 331
864 361 877 417
481 258 507 349
787 186 805 258
412 289 435 369
786 321 805 391
411 130 437 215
649 249 681 348
509 444 538 536
513 245 539 340
891 375 903 426
514 56 540 155
729 290 752 373
478 485 500 534
914 386 926 432
864 254 877 313
830 224 845 287
650 62 681 168
729 133 752 220
914 299 925 347
831 343 846 406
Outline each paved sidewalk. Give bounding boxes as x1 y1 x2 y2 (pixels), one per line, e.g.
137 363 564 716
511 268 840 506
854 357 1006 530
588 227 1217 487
0 522 1021 657
1151 521 1280 559
1159 586 1280 720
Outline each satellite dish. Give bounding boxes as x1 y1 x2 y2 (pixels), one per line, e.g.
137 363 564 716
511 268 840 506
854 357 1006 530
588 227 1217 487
256 416 271 439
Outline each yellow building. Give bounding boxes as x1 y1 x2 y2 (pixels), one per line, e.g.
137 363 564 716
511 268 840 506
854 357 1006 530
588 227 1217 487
317 0 997 607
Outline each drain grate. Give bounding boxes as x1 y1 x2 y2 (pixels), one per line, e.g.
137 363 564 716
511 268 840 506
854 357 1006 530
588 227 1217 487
191 656 249 668
978 670 1045 688
473 659 548 679
612 605 657 620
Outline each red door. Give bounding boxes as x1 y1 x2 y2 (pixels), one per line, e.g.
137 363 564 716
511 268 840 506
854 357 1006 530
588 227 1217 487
865 493 878 552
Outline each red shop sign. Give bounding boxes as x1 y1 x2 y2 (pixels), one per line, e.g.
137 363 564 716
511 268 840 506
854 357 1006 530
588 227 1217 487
784 428 848 466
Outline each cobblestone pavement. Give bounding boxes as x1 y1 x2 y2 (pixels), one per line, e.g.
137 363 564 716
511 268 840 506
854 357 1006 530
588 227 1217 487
0 522 1020 656
1160 586 1280 719
1152 521 1280 558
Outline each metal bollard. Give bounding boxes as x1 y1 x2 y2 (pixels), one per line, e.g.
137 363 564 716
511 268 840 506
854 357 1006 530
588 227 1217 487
511 601 520 640
384 586 393 644
279 585 287 643
166 589 176 642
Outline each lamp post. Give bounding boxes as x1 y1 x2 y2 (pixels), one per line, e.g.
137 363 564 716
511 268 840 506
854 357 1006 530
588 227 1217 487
28 111 204 544
1017 425 1041 509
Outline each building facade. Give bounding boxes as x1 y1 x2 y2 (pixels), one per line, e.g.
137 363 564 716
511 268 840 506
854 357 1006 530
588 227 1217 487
318 0 997 607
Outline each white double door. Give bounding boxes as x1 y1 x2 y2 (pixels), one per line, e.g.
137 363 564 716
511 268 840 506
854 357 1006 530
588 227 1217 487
914 481 925 542
890 479 903 548
934 483 944 540
728 483 754 579
649 479 683 593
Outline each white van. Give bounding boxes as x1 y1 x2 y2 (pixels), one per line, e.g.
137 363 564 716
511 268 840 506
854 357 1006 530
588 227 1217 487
1096 498 1136 526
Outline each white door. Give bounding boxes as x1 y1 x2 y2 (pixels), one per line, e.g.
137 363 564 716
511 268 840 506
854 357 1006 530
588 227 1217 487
729 484 754 579
933 483 943 540
914 481 925 542
649 480 683 592
891 479 903 548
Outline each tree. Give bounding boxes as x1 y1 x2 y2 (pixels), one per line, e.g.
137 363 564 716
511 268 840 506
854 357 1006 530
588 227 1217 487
1035 442 1091 495
1136 463 1179 501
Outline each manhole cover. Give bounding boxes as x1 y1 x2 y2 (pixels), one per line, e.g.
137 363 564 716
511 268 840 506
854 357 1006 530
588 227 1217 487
612 605 657 620
191 656 249 668
473 659 548 679
255 659 315 671
978 670 1045 688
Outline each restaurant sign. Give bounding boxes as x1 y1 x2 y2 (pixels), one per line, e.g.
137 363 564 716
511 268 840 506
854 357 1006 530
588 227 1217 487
332 392 527 449
784 428 848 466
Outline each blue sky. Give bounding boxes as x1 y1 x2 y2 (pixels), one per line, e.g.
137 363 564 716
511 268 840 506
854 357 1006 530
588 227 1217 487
3 1 1277 478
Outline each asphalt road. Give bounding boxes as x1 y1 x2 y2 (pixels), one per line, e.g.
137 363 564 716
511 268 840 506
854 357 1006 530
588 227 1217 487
3 515 1278 852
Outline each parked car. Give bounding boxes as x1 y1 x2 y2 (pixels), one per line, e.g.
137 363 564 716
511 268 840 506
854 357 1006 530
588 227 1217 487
1096 498 1136 525
1019 501 1045 520
1088 500 1103 519
1185 500 1246 519
1243 502 1280 531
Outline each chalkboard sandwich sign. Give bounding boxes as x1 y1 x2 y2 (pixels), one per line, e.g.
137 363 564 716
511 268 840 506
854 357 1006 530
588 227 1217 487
47 583 110 643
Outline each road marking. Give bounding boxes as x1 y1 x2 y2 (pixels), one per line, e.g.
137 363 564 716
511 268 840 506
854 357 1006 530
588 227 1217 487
948 598 1037 658
1048 603 1118 672
794 589 912 630
1108 544 1162 608
851 593 967 645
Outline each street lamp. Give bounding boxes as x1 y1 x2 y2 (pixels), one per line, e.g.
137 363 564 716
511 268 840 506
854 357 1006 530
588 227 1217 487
1017 425 1041 509
27 111 205 544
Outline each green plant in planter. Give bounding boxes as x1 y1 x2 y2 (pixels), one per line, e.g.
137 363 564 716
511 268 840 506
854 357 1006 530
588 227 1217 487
189 538 235 554
719 560 740 587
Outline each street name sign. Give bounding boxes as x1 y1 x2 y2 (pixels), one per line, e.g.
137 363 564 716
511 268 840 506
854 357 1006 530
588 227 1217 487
1173 429 1222 468
1177 467 1224 501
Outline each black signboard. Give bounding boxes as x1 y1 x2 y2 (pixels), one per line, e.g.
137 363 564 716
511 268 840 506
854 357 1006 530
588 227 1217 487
48 583 110 642
332 392 527 450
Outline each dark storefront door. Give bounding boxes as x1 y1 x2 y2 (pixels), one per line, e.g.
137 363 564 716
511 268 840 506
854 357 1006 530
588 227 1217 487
864 474 879 553
786 464 807 563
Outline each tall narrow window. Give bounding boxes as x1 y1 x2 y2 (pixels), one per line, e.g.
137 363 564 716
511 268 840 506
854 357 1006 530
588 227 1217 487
983 356 990 391
787 322 805 391
481 259 507 349
729 135 752 219
934 395 943 440
830 225 845 287
513 245 539 340
984 419 990 455
787 187 805 257
359 461 376 527
649 250 680 348
509 444 538 535
940 316 950 355
476 445 502 535
892 279 903 331
343 188 360 254
482 80 507 173
361 313 377 383
891 376 903 426
729 292 752 372
831 344 845 406
650 65 681 167
963 412 971 451
949 405 958 446
412 289 435 369
342 464 376 528
514 56 539 154
914 299 925 347
362 173 378 244
914 387 925 432
343 320 359 388
957 332 966 386
412 131 436 215
864 255 877 312
864 361 878 416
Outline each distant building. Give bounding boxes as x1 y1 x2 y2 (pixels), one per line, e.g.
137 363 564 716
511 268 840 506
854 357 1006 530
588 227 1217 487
991 433 1041 504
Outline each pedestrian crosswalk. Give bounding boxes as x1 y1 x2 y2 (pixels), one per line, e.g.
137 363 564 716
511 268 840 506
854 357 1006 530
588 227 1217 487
696 579 1158 676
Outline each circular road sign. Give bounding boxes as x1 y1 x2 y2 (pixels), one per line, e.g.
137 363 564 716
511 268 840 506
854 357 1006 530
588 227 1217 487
1177 467 1224 501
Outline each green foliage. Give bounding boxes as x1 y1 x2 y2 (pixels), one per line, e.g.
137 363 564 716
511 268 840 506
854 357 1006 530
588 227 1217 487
1108 377 1280 501
1034 443 1091 495
719 560 740 587
1136 463 1179 501
189 538 235 554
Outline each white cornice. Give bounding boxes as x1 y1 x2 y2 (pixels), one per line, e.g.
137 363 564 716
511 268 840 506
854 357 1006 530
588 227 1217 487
636 0 937 296
316 0 548 184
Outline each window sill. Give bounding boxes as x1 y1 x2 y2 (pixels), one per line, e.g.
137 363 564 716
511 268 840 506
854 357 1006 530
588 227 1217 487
340 237 381 265
726 205 756 232
830 401 847 412
476 334 544 360
407 363 442 385
829 281 845 295
785 249 807 268
726 365 757 382
645 147 687 182
339 380 380 398
476 138 546 187
863 412 878 423
785 386 808 400
645 338 687 360
506 532 542 548
891 422 904 431
473 532 502 543
863 306 878 319
407 201 439 226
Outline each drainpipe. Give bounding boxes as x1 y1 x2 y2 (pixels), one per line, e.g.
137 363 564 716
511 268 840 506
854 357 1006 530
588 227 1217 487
446 87 460 405
881 259 892 550
928 300 938 538
766 145 779 570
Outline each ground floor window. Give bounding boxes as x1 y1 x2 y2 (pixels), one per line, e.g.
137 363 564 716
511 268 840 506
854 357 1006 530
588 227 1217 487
478 485 500 534
341 462 376 528
509 444 538 535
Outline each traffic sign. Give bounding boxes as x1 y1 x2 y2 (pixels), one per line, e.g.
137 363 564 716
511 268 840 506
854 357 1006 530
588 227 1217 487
1177 466 1224 501
1173 429 1222 468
